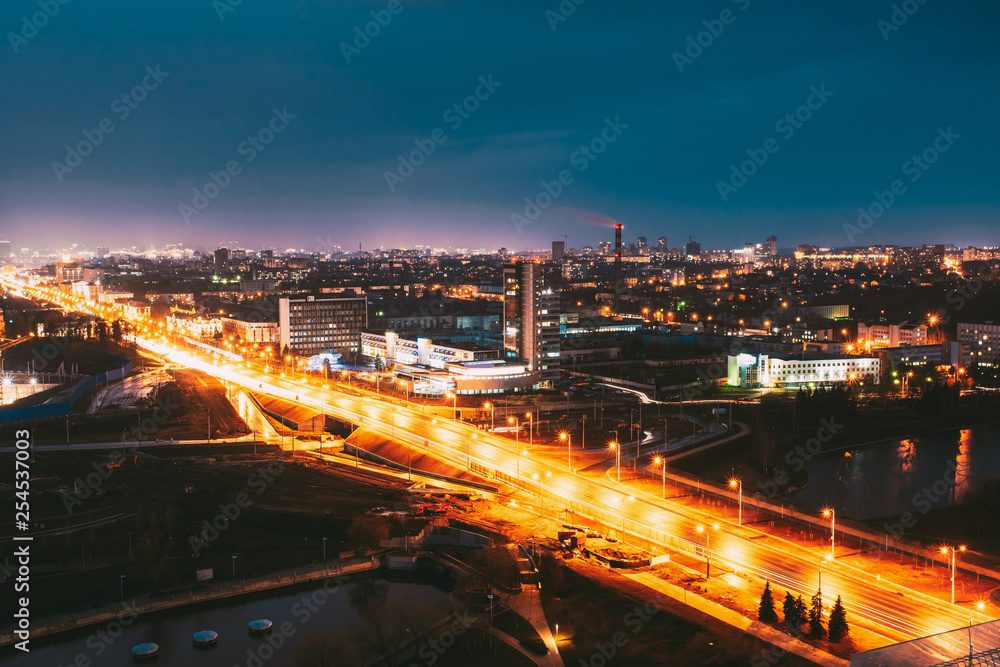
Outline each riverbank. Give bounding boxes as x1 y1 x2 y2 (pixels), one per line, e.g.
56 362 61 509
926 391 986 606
0 554 382 647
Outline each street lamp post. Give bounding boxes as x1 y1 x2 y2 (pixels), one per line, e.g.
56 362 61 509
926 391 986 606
120 574 126 599
729 478 742 525
654 456 665 499
525 412 533 448
467 433 477 469
509 417 519 448
619 495 634 543
560 432 571 472
484 402 494 432
970 600 986 663
610 441 620 482
941 545 966 605
696 524 718 578
232 554 237 577
322 537 327 560
822 508 835 559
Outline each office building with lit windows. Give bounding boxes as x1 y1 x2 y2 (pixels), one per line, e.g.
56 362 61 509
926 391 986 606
728 353 881 388
959 322 1000 368
278 295 367 359
503 261 560 386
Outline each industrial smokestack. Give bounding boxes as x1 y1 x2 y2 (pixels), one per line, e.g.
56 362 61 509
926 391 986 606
614 224 623 310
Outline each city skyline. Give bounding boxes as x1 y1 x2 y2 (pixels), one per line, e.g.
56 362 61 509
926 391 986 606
2 1 999 250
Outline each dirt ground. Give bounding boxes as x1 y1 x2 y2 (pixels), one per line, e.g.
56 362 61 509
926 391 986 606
12 366 251 446
0 450 407 619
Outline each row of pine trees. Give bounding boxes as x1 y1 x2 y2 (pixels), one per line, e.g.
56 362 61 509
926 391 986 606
758 580 849 643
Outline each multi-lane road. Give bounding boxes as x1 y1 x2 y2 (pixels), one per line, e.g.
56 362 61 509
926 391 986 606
4 277 993 644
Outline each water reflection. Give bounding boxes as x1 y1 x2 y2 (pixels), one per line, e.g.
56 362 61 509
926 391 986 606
3 578 450 667
954 429 972 503
785 425 1000 520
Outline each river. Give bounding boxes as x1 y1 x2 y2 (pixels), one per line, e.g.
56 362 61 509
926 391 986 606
2 577 451 667
784 424 1000 521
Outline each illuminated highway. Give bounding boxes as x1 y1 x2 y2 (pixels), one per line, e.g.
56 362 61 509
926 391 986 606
4 277 993 644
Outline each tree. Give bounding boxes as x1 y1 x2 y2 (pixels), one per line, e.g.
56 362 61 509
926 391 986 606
758 580 778 622
828 596 849 642
294 630 360 667
346 515 390 551
470 546 519 590
353 595 429 667
808 590 825 639
782 592 801 630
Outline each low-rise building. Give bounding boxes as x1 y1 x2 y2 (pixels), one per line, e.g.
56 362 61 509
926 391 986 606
856 322 927 350
221 314 279 344
362 331 537 395
728 353 881 388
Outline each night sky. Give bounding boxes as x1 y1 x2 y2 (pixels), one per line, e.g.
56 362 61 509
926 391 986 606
1 0 998 252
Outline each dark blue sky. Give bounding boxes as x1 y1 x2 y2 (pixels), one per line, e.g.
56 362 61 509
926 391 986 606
1 0 998 252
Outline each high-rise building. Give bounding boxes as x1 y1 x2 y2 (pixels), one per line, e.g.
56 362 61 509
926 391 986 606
278 295 368 358
657 236 668 250
636 237 647 250
614 224 623 308
598 241 611 256
0 238 10 263
95 246 109 260
551 241 565 262
959 322 1000 368
503 262 560 386
766 235 777 257
214 247 230 273
685 240 701 258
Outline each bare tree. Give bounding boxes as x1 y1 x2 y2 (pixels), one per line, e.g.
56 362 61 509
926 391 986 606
353 595 430 667
294 629 360 667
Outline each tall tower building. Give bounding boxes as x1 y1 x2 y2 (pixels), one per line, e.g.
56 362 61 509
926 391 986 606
0 238 10 263
766 235 777 257
551 240 565 262
657 236 668 250
214 247 230 273
503 262 560 386
614 224 623 309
